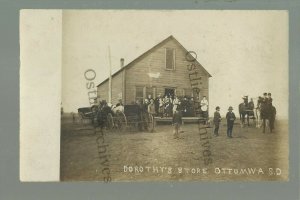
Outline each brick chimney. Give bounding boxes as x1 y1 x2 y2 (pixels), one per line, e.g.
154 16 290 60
120 58 125 68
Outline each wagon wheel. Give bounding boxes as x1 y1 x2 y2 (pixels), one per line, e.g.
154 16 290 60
115 110 127 131
147 113 154 132
106 113 114 130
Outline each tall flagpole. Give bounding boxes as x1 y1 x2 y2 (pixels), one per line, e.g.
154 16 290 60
108 46 112 104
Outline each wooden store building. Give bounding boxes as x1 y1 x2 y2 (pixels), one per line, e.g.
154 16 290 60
97 35 211 105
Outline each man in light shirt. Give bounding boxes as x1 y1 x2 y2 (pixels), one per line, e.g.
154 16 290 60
200 96 209 119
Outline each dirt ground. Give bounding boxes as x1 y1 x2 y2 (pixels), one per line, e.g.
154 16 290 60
60 114 288 182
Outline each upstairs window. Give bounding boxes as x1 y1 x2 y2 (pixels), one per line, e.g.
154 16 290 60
165 48 175 70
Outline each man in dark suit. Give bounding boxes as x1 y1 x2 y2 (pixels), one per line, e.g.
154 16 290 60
181 96 189 117
213 106 221 136
263 92 268 103
226 106 236 138
267 93 275 131
267 93 273 105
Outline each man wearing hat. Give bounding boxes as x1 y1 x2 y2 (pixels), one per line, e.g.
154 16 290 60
267 93 275 131
267 93 273 105
263 92 268 103
213 106 221 136
226 106 236 138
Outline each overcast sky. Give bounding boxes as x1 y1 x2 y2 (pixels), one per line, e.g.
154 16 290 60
62 10 288 118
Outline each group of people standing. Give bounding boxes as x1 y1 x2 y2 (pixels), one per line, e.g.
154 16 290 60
91 92 275 138
137 94 209 118
212 92 276 138
134 94 209 139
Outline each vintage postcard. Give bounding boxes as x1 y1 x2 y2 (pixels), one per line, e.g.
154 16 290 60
20 10 288 182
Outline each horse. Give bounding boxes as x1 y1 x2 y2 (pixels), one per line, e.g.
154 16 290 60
238 96 255 127
112 104 124 114
257 97 276 133
94 101 114 130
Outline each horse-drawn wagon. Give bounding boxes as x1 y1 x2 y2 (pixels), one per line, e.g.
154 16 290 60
112 104 154 132
77 107 95 124
78 104 154 132
238 95 276 133
238 96 256 127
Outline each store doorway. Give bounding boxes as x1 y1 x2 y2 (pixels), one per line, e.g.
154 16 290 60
164 88 175 98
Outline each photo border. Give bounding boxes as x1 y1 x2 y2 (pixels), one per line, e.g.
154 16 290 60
0 0 299 199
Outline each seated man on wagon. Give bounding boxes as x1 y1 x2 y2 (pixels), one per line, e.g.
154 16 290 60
114 99 124 113
116 99 123 107
248 98 255 119
248 98 254 109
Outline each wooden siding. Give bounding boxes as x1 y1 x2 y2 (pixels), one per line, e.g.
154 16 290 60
97 81 108 102
97 71 123 105
111 72 123 104
125 39 209 104
97 37 210 105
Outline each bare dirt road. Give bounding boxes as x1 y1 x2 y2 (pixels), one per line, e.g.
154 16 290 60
60 114 288 182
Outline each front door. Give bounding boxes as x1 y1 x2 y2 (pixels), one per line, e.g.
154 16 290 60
164 88 175 98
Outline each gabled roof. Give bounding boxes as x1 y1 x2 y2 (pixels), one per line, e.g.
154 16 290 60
97 35 212 87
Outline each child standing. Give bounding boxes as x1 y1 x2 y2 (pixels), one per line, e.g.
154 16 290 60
226 106 236 138
172 107 182 139
213 106 221 136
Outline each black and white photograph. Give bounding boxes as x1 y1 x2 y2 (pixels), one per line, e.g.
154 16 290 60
20 10 289 182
